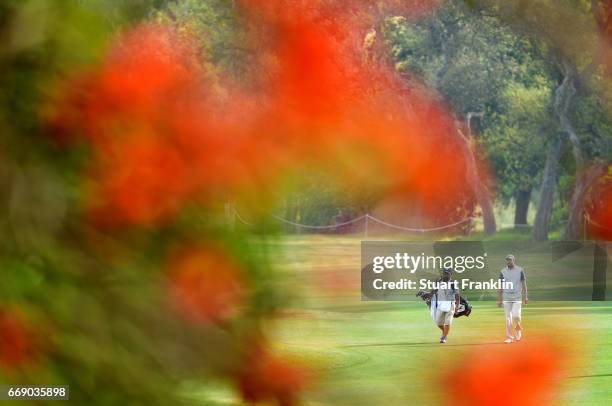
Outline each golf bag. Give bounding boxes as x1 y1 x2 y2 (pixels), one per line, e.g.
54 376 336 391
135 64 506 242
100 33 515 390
416 289 472 318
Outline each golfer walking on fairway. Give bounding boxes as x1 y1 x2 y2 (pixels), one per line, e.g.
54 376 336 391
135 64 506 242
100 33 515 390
497 254 528 343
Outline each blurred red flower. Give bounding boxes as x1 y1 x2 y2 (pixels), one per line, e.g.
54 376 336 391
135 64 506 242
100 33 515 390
236 344 310 406
444 341 561 406
167 244 247 324
86 133 194 228
47 1 479 230
46 24 244 228
0 309 38 370
46 24 202 145
239 0 478 224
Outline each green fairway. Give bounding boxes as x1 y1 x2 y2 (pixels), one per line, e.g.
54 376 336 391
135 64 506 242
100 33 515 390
274 302 612 405
188 235 612 405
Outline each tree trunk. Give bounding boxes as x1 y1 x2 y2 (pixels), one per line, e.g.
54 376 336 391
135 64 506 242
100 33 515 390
565 162 607 239
431 19 495 234
565 176 587 239
561 171 587 239
456 127 496 235
514 188 531 228
552 61 586 240
361 24 495 234
533 136 564 241
479 184 497 235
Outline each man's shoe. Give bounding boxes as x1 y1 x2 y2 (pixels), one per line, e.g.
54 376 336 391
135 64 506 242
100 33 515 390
440 336 447 343
504 338 514 344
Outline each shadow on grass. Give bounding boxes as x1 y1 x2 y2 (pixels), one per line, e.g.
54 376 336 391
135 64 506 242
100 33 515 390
340 341 505 348
568 373 612 379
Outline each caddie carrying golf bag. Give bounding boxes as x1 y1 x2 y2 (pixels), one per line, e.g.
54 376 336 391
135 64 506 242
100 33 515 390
416 289 472 318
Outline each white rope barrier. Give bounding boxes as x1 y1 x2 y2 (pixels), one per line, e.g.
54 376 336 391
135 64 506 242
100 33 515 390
234 209 255 226
234 208 474 233
365 214 474 232
234 207 572 234
269 214 367 229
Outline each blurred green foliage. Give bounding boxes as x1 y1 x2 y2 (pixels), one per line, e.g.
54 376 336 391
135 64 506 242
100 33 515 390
0 1 287 404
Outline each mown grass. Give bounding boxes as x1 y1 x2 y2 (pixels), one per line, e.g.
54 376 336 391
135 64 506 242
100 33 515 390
187 233 612 405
